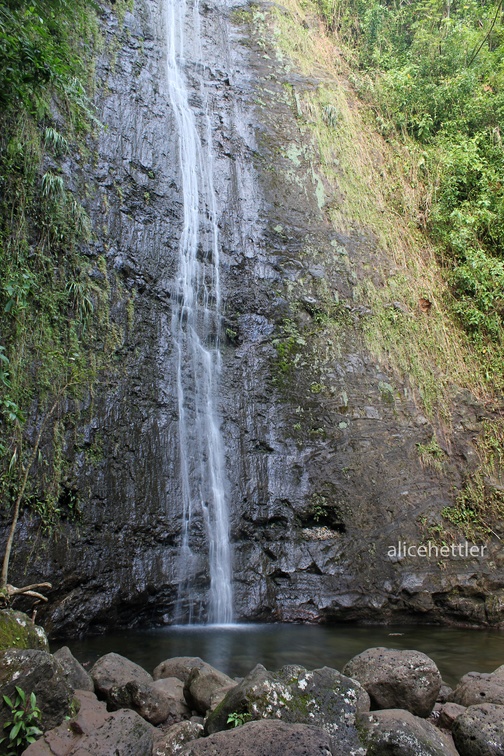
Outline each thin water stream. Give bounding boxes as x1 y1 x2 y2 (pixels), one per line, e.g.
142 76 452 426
57 624 503 688
164 0 232 624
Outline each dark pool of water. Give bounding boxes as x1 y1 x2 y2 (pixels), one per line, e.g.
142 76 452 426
54 623 504 688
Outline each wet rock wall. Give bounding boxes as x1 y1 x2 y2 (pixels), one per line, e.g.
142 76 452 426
5 0 503 635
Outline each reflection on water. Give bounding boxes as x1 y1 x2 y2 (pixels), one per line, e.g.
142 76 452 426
56 623 504 687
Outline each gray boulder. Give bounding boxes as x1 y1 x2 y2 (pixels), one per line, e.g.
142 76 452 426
493 665 504 680
153 656 205 684
53 646 94 692
437 683 454 703
153 721 204 755
343 647 441 717
108 676 190 725
68 708 155 755
180 719 334 755
452 703 504 755
451 670 504 707
153 677 192 723
90 651 152 702
437 702 466 730
0 649 73 732
25 704 155 756
361 708 460 755
24 689 110 754
184 663 236 714
205 663 369 754
0 610 49 652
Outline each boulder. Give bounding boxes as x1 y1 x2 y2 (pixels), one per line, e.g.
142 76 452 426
90 652 152 702
179 719 334 755
452 703 504 755
343 647 441 717
205 663 369 754
492 665 504 681
0 649 73 732
451 670 504 707
361 708 460 755
0 610 49 652
25 704 155 756
437 683 454 703
183 663 236 714
153 721 204 755
53 646 94 692
24 689 110 754
209 683 236 712
108 676 190 725
152 677 192 722
437 702 466 730
153 656 205 684
68 708 155 755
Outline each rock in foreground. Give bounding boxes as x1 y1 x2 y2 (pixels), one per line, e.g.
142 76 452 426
451 669 504 707
205 663 369 753
452 703 504 755
361 708 459 755
24 690 156 756
0 610 49 652
90 651 153 704
343 647 442 717
180 719 333 755
0 649 73 732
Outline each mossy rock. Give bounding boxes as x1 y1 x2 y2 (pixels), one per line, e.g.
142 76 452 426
205 663 370 753
0 609 49 652
0 648 73 732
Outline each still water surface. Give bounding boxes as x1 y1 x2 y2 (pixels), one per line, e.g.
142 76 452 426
56 623 504 687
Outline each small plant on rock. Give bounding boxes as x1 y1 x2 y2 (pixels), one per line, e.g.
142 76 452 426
0 686 42 755
226 710 252 728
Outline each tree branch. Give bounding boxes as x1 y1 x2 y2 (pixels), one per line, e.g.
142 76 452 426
1 389 68 592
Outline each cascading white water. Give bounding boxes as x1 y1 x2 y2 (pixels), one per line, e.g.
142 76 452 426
164 0 233 624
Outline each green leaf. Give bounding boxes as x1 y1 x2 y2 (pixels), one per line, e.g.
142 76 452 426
14 686 25 703
9 721 21 740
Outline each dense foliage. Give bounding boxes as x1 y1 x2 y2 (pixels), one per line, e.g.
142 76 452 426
0 0 113 535
315 0 504 365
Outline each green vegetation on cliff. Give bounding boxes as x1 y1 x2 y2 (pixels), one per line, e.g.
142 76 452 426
315 0 504 379
0 0 127 591
244 0 504 538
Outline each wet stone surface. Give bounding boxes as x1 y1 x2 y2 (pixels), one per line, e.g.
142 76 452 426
3 0 503 635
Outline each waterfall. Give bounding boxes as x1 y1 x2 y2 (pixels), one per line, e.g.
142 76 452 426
164 0 233 624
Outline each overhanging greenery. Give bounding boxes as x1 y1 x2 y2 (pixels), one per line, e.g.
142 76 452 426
314 0 504 377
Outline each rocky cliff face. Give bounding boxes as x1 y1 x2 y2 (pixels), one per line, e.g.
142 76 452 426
7 0 503 636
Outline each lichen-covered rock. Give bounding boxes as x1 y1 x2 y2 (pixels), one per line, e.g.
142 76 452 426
183 663 236 714
153 657 205 684
90 652 152 702
0 649 73 732
153 720 204 756
452 703 504 755
361 708 460 755
108 676 191 725
205 663 369 754
0 610 48 652
451 670 504 707
53 646 94 692
180 719 333 755
343 647 441 717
